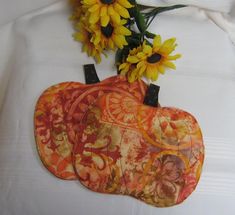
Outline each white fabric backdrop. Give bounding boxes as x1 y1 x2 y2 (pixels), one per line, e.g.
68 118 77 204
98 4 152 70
0 0 59 26
0 1 235 215
1 0 235 26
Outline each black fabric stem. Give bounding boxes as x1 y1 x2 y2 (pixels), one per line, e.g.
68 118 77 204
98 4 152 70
143 84 160 107
84 64 100 84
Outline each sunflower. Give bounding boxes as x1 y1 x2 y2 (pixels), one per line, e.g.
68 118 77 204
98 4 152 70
73 18 103 63
119 35 181 82
90 19 131 50
119 45 143 82
82 0 133 27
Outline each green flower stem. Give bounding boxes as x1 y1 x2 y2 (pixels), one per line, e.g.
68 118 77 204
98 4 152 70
145 31 156 39
145 5 186 28
132 4 186 37
146 12 157 28
144 4 187 19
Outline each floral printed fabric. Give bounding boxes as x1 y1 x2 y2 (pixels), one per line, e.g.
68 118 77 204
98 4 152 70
34 76 147 179
73 92 204 207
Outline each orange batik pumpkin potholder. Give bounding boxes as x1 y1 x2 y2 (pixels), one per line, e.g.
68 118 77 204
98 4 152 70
73 85 204 207
34 65 147 179
34 65 204 207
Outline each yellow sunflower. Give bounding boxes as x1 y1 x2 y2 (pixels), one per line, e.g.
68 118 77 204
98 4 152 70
73 18 103 63
119 45 143 82
120 35 181 82
90 19 131 50
82 0 133 27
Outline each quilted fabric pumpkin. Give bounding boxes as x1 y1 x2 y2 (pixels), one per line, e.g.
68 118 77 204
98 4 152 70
73 91 204 207
34 75 147 179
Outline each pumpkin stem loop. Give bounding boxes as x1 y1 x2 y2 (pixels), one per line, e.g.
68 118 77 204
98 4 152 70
84 64 100 84
143 84 160 107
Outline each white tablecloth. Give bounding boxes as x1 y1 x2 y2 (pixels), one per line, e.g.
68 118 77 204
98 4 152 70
0 1 235 215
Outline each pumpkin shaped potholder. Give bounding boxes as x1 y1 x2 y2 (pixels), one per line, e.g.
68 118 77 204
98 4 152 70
34 65 147 179
73 85 204 207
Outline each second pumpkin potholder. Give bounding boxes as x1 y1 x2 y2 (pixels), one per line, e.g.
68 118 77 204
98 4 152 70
73 87 204 207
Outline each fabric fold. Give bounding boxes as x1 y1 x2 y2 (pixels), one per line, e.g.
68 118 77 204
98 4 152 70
137 0 235 45
137 0 235 13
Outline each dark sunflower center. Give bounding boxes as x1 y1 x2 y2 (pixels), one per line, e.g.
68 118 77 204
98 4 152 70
147 53 162 64
100 0 114 4
101 23 114 38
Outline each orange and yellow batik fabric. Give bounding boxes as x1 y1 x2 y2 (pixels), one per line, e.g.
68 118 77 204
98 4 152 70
34 76 147 179
73 92 204 207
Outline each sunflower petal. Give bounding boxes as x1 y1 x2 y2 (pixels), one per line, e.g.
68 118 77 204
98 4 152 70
136 52 145 59
128 69 138 83
88 4 100 13
163 61 176 69
114 26 131 36
162 38 176 48
114 3 130 18
73 32 83 41
167 54 181 60
120 19 128 25
83 0 96 5
101 15 110 27
108 39 115 50
143 44 152 55
113 35 126 49
89 10 100 24
118 0 133 8
145 65 153 79
127 56 139 63
159 38 177 55
108 5 115 15
137 60 145 69
110 14 121 24
119 63 128 70
120 65 130 75
91 48 96 57
153 35 162 51
95 54 101 63
92 33 101 45
158 65 165 74
138 64 147 75
108 5 121 24
100 6 107 16
151 67 159 81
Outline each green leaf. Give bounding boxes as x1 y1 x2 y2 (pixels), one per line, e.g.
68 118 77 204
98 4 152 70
115 48 123 67
126 37 141 46
134 7 147 33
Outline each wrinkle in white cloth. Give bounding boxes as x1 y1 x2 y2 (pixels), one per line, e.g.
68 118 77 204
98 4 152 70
137 0 235 13
137 0 235 44
204 11 235 44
